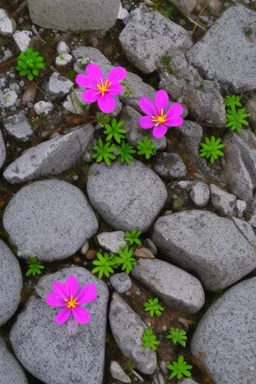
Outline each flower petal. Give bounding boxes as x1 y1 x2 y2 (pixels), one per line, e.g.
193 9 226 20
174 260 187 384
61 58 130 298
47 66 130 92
82 89 99 103
153 124 168 138
85 63 104 83
52 282 68 300
76 74 97 89
98 93 116 113
166 116 184 127
72 307 90 324
107 67 127 84
138 116 155 129
166 103 183 118
65 276 79 298
155 90 169 113
46 292 65 307
55 307 71 324
139 97 157 117
108 83 123 96
77 284 97 304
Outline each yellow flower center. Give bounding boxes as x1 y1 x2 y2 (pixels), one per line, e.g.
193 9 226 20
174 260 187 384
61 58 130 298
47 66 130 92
97 78 111 97
65 295 79 309
151 109 168 126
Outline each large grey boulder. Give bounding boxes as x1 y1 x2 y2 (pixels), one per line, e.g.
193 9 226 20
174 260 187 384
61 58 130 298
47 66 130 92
28 0 120 31
3 125 93 184
222 130 256 202
10 267 108 384
186 6 256 93
87 160 167 232
0 337 28 384
109 293 157 374
132 259 205 313
0 240 22 326
152 210 256 291
119 5 192 73
3 180 98 261
191 277 256 384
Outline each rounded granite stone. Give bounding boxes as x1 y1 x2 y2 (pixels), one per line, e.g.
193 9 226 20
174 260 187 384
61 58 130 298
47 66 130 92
3 180 98 261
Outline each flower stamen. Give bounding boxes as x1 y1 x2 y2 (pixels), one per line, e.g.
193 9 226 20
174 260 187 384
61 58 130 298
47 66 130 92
65 295 79 309
151 109 168 126
97 78 111 97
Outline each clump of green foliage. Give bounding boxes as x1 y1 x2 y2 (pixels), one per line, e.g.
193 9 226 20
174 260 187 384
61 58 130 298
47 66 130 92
16 48 45 81
225 95 251 132
117 142 136 165
123 359 136 376
103 119 127 143
144 297 165 317
121 80 134 97
152 1 176 19
115 246 136 274
161 55 175 75
137 137 156 159
244 27 253 37
95 112 111 126
26 257 44 276
166 328 187 347
92 138 116 166
92 252 115 279
167 355 193 380
125 229 142 246
142 329 160 351
200 136 225 164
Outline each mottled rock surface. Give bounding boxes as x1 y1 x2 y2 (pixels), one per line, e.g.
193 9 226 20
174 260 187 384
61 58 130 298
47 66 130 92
10 267 108 384
3 111 33 141
0 337 28 384
152 210 256 291
191 278 256 384
3 180 98 261
87 160 167 232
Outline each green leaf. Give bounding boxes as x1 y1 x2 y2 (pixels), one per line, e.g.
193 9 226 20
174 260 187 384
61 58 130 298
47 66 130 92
137 137 156 159
144 297 164 317
199 136 225 164
142 329 160 351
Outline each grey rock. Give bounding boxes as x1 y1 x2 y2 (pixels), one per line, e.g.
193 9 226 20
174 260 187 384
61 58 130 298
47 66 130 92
0 130 6 170
120 72 157 113
87 160 167 232
80 241 89 255
246 98 256 130
178 379 199 384
167 0 197 15
28 0 120 31
191 277 256 384
120 106 167 150
63 90 88 116
236 199 247 215
119 4 192 73
13 30 32 52
144 238 157 256
190 182 210 207
110 273 132 293
132 259 205 313
231 217 256 249
3 125 93 184
0 337 28 384
153 152 187 180
56 53 72 66
10 267 108 384
158 50 226 126
109 293 157 374
210 184 236 216
0 89 18 109
186 6 256 93
152 210 256 291
97 231 126 253
72 46 110 64
3 110 33 141
0 9 16 37
0 240 22 326
3 180 98 261
0 49 13 64
57 41 70 55
222 130 256 202
45 72 73 101
34 101 53 115
110 361 131 383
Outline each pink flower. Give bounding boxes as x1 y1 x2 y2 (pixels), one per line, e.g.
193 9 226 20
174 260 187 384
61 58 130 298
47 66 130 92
46 275 97 325
76 63 127 113
138 90 184 139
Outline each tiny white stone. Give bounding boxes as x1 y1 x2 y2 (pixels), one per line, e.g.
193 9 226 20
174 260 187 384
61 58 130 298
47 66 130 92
0 9 16 37
13 30 32 52
34 101 53 115
57 41 70 55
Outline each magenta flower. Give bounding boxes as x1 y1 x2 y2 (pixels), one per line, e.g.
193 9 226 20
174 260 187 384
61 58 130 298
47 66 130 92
76 63 126 113
46 275 97 325
138 90 184 139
